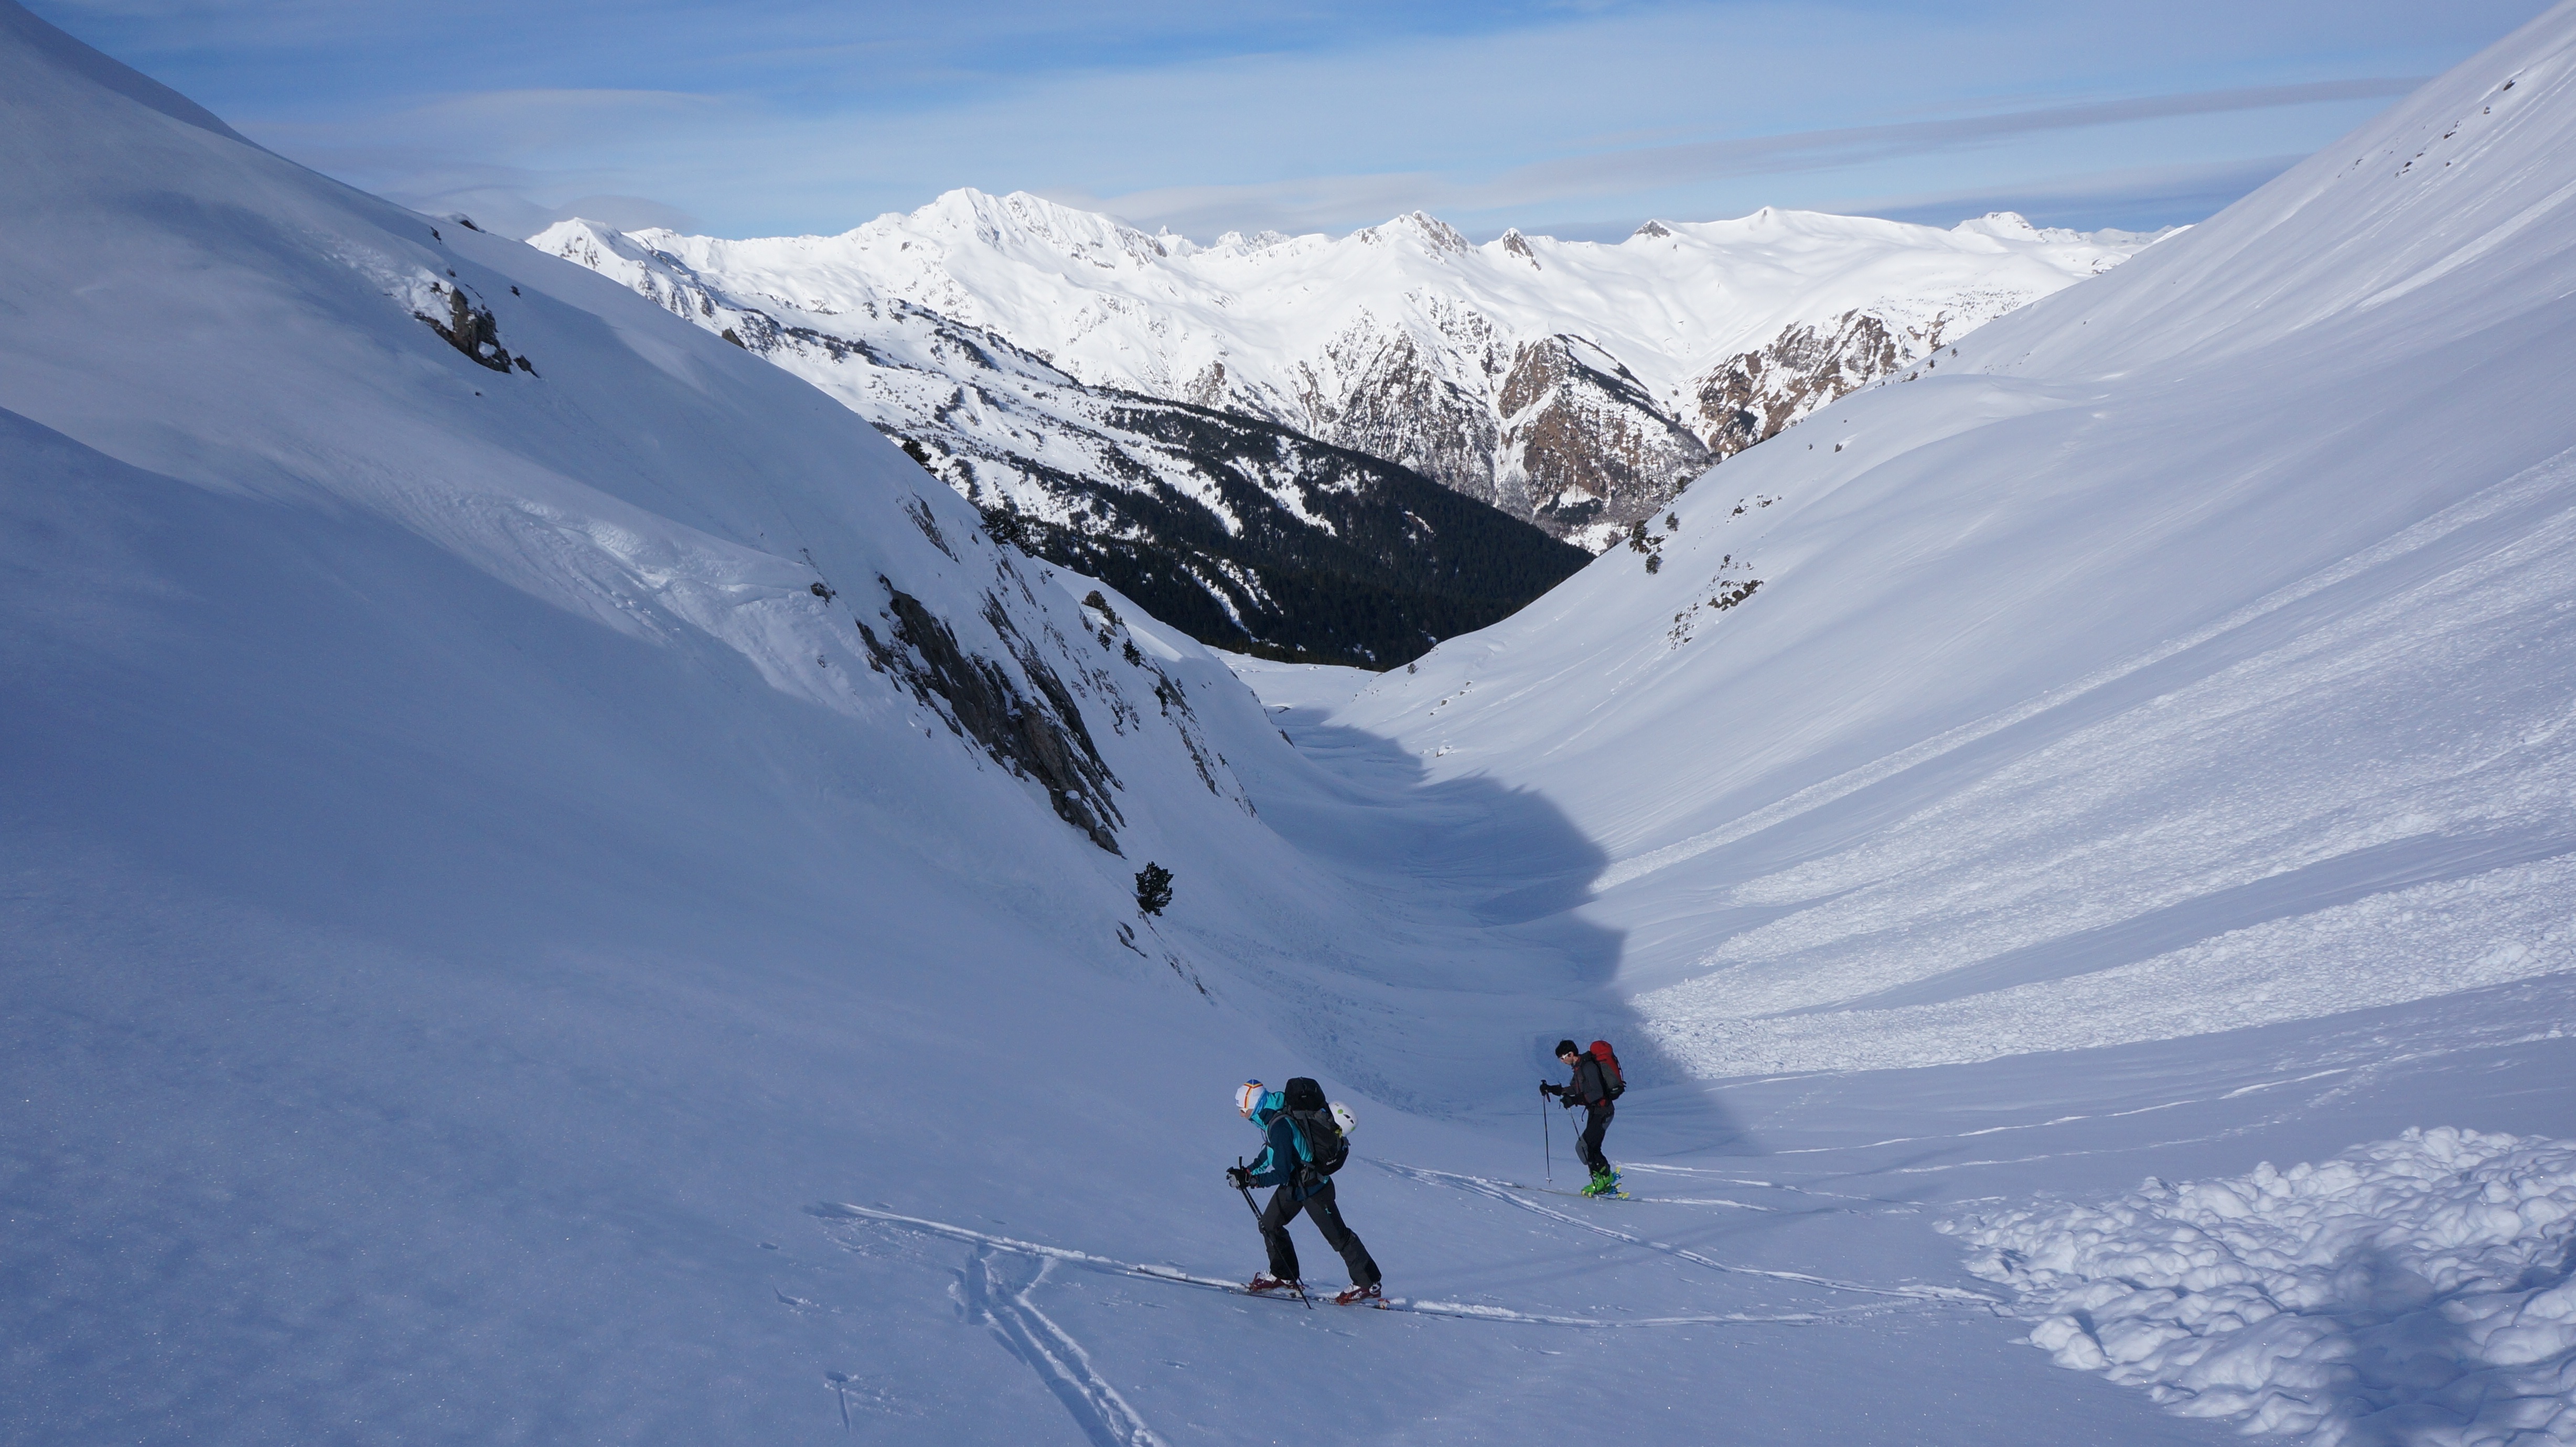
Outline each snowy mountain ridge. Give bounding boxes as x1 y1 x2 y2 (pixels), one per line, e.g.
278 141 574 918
530 217 1587 666
564 193 2159 547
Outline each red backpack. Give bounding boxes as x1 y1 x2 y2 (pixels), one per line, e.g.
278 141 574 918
1588 1040 1626 1100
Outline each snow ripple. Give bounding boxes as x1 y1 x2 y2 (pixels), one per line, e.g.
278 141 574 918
1945 1127 2576 1444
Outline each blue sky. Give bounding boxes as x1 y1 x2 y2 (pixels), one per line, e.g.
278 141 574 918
28 0 2560 241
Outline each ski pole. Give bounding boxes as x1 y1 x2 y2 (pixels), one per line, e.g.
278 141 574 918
1233 1157 1262 1223
1540 1084 1552 1184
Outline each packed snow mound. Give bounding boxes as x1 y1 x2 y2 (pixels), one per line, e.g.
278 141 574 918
1947 1127 2576 1444
1319 0 2576 1075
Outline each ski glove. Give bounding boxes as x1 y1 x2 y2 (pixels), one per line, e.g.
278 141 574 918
1226 1165 1253 1190
1539 1082 1561 1096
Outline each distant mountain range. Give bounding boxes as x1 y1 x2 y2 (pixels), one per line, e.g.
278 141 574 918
534 193 2163 662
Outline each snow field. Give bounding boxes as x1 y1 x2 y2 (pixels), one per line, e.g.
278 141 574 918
1948 1128 2576 1444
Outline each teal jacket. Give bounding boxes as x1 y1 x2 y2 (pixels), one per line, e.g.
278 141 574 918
1246 1094 1325 1201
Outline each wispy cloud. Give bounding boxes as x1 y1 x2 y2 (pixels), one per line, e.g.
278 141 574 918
1046 79 2422 237
36 0 2552 238
1856 155 2312 232
1495 78 2423 199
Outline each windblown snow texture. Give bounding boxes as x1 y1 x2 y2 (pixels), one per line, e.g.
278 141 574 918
1951 1128 2576 1444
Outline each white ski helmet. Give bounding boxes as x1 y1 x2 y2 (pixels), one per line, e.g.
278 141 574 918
1329 1101 1357 1134
1235 1080 1265 1116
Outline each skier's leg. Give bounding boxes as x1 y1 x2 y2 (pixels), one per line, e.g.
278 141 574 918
1579 1106 1613 1175
1302 1182 1380 1288
1258 1185 1304 1281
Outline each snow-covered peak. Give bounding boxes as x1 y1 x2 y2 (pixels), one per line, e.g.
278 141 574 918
561 189 2158 547
528 215 663 275
1352 210 1476 257
890 186 1174 266
617 190 2152 437
1950 210 2041 240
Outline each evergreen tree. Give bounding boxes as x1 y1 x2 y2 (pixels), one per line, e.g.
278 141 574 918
1134 862 1175 916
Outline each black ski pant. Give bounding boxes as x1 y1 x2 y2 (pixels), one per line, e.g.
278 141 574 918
1576 1103 1614 1176
1259 1179 1380 1288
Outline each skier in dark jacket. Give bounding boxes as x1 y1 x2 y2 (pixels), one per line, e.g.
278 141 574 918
1541 1040 1621 1196
1227 1079 1381 1304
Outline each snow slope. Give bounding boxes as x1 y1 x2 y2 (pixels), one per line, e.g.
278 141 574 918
1286 3 2576 1434
590 193 2155 545
1337 0 2576 1075
10 3 2576 1444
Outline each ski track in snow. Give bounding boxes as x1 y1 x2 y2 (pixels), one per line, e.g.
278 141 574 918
1372 1163 1999 1305
962 1248 1167 1447
1746 1027 2576 1180
1614 1162 1921 1206
1756 1076 2327 1160
816 1202 1950 1329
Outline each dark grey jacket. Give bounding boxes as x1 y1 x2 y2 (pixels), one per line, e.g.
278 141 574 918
1560 1053 1614 1110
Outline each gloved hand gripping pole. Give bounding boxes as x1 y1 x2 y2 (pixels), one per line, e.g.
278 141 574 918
1540 1083 1553 1184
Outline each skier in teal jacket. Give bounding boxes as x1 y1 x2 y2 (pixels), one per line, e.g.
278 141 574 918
1226 1080 1381 1304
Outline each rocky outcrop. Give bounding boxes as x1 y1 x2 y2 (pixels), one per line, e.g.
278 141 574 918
1686 309 1935 460
1497 336 1711 544
1295 326 1502 512
414 281 527 374
856 582 1125 852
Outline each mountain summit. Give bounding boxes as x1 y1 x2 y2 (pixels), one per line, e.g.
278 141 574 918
562 191 2157 549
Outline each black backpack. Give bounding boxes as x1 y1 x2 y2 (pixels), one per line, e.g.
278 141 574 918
1281 1076 1349 1179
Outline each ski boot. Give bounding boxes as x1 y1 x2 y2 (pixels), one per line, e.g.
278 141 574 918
1334 1282 1383 1306
1245 1273 1301 1295
1581 1169 1624 1198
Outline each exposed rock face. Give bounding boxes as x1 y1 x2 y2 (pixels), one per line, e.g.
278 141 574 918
414 281 524 373
1498 336 1711 539
1688 310 1912 460
856 582 1125 852
1295 325 1502 511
